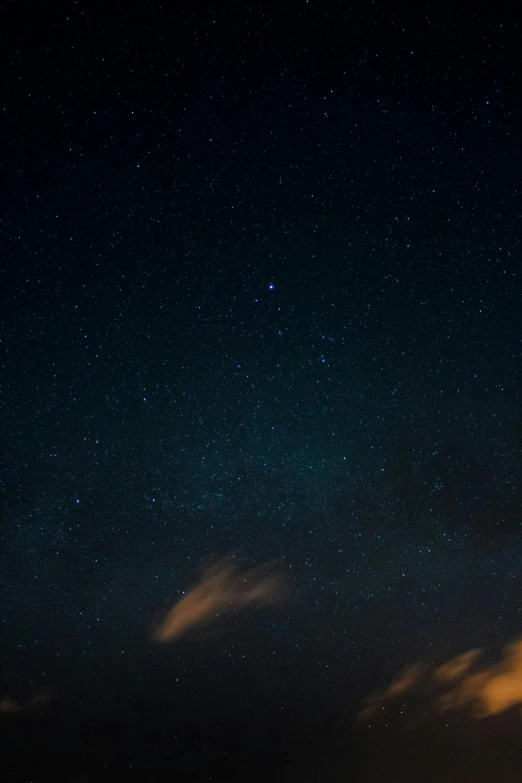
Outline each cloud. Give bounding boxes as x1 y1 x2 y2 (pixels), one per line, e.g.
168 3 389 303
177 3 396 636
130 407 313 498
358 664 425 722
358 638 522 723
152 556 282 642
437 640 522 718
431 649 481 685
0 696 23 715
0 688 54 716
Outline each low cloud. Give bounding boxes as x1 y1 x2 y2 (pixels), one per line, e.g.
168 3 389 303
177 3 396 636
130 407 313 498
359 638 522 723
152 556 283 642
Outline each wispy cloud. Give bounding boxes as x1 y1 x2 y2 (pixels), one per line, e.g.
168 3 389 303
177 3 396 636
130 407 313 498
0 688 54 716
151 556 283 642
359 638 522 723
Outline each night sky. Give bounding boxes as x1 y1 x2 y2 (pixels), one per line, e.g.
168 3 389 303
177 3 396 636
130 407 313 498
2 1 522 781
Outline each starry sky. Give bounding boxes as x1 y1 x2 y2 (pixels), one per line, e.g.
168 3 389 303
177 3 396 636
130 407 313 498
1 1 522 781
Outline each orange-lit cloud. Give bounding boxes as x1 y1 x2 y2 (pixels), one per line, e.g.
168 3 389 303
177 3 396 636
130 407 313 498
431 649 481 685
437 640 522 718
358 664 425 722
152 557 282 642
358 638 522 723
